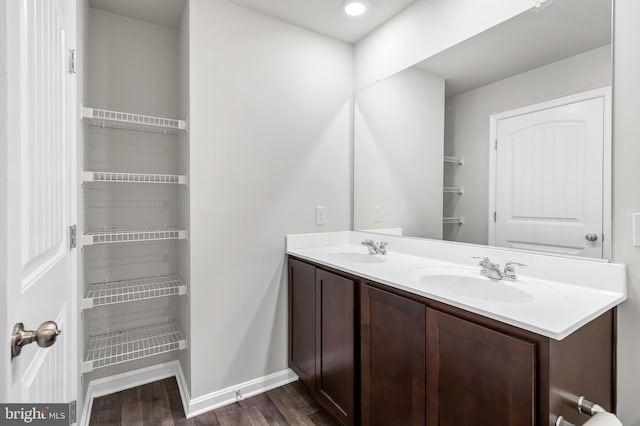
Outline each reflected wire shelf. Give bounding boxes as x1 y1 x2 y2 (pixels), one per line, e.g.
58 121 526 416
82 228 187 246
81 274 187 310
444 156 464 165
83 171 187 185
443 217 464 225
443 186 464 195
82 107 186 134
82 321 186 373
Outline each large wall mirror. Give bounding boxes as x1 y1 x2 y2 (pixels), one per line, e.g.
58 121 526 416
354 0 612 260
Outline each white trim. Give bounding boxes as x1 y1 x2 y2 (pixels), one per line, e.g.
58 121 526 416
186 369 298 418
488 86 613 260
79 363 299 425
79 361 187 426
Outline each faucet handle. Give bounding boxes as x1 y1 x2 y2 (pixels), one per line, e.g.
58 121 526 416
378 242 389 254
503 261 526 279
362 239 374 245
472 256 490 265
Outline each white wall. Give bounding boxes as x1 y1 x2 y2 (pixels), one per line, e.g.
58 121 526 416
353 0 533 90
188 0 353 398
177 0 191 393
612 0 640 424
444 45 612 245
354 67 444 238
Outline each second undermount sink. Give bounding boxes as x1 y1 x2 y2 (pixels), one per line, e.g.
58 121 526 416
411 268 534 303
326 252 387 264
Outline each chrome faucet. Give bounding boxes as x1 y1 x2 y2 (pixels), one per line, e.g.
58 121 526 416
474 257 526 280
362 240 389 255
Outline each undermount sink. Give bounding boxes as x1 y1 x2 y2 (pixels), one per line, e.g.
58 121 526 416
412 268 534 303
326 252 386 264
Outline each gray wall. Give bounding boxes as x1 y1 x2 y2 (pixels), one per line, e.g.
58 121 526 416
354 66 444 238
188 0 353 398
613 0 640 424
444 45 612 245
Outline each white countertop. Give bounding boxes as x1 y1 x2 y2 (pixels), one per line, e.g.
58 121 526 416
286 232 627 340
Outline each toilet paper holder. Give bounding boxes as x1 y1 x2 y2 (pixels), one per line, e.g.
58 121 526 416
555 396 606 426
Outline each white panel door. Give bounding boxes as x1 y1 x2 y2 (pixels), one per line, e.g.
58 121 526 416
2 0 76 404
492 89 609 258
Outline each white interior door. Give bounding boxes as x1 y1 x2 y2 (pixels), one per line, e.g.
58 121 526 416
2 0 76 404
490 88 610 259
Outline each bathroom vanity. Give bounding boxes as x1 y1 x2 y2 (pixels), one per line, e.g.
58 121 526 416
286 232 626 426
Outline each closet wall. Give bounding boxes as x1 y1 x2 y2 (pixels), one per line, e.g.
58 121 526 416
81 4 190 394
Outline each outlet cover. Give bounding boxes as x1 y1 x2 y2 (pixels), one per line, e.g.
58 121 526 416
373 206 382 223
316 206 327 225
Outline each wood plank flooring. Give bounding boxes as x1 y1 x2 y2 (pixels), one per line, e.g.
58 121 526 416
89 378 339 426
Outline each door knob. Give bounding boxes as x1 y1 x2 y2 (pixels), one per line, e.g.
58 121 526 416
585 233 599 242
11 321 61 358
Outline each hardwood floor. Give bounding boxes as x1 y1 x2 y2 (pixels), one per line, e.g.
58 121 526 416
89 378 339 426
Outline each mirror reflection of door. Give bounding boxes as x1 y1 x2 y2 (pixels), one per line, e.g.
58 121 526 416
489 88 611 259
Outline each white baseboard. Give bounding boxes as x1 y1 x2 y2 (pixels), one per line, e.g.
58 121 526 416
79 363 299 424
186 368 299 418
79 361 185 426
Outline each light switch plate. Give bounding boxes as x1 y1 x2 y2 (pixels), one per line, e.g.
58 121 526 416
373 206 382 223
316 206 327 225
633 213 640 247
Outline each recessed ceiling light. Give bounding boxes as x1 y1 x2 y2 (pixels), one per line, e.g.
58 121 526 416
343 0 369 17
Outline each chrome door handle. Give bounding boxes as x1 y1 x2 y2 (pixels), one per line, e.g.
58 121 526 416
585 233 599 242
11 321 61 358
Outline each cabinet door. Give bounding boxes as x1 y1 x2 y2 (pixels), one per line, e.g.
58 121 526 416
289 258 317 390
360 284 426 426
427 309 536 426
316 269 355 425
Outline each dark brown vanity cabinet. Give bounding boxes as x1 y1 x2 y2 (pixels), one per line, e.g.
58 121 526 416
360 284 426 426
289 257 614 426
288 258 356 425
426 309 535 426
289 258 317 390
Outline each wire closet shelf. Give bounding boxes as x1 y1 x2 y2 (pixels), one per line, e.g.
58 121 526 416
82 171 187 185
82 228 187 246
82 321 187 373
443 217 464 225
81 274 187 310
82 107 187 134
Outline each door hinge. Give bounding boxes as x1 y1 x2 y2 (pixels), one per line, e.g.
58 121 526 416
69 400 76 424
495 139 498 150
494 211 497 222
69 225 77 249
68 49 76 74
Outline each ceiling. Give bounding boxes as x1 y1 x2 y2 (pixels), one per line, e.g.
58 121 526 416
89 0 186 29
416 0 612 96
228 0 418 43
89 0 417 42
